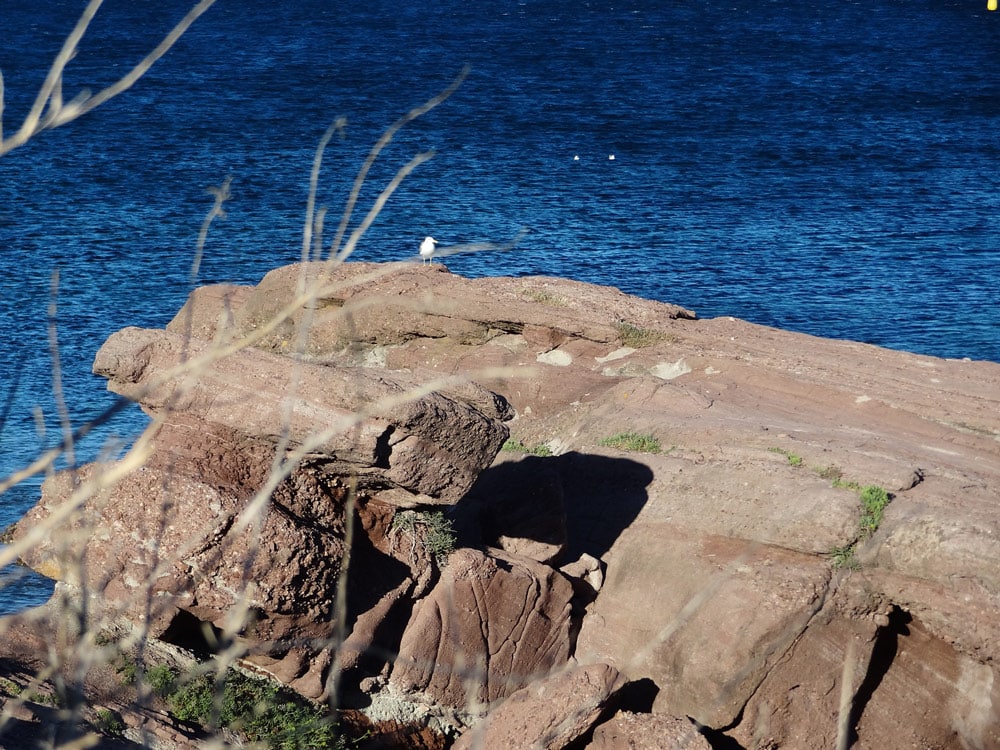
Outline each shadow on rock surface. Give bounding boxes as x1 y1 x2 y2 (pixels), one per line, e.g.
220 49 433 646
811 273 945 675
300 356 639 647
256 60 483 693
457 452 654 565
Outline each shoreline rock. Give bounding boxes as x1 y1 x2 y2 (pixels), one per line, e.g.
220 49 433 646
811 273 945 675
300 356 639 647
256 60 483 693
4 260 1000 749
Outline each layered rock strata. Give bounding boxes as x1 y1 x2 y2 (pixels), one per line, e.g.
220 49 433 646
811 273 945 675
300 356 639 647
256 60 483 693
8 260 1000 749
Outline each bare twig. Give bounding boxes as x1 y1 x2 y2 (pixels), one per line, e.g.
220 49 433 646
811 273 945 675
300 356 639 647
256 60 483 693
192 176 232 283
0 0 219 156
328 66 470 259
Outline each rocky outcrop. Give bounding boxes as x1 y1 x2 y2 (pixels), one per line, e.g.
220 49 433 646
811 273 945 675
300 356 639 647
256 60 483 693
589 711 712 750
93 325 512 504
11 271 516 703
7 260 1000 749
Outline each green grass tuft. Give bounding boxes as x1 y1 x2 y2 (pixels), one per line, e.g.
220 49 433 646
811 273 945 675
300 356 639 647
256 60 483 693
501 439 553 457
859 485 891 536
829 545 861 570
827 484 892 573
768 446 803 467
390 510 457 566
600 432 662 454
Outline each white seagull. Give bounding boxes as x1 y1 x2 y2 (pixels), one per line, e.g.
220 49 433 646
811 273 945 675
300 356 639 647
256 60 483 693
420 236 438 264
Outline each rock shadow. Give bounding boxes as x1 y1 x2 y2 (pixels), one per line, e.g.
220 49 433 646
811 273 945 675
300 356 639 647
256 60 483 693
848 605 912 745
455 451 654 564
339 504 419 699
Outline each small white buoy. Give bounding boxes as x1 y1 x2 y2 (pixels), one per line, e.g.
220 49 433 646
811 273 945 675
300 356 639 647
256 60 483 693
573 155 579 161
420 236 438 264
608 154 615 161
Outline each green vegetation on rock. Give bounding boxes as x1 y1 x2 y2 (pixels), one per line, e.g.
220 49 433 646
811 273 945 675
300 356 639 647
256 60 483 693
502 438 553 457
859 485 891 537
600 432 662 454
768 446 803 467
827 484 892 571
390 509 457 566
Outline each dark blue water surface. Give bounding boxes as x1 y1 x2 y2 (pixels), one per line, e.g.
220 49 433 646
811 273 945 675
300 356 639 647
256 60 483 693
1 0 999 611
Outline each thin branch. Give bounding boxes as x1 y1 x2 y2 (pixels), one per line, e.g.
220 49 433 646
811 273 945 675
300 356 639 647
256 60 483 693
192 175 232 283
11 0 104 152
0 69 6 144
0 0 219 156
418 227 529 263
335 151 435 263
328 66 469 258
302 117 347 263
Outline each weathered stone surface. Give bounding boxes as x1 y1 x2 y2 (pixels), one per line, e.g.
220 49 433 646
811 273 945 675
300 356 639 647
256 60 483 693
93 325 510 504
14 421 348 647
390 547 574 710
732 605 1000 750
165 282 252 343
7 260 1000 747
587 711 711 750
218 262 695 359
453 662 626 750
575 526 832 728
727 611 879 749
861 489 1000 662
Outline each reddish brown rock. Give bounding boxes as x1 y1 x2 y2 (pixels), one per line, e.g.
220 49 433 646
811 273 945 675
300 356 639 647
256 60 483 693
575 527 832 728
390 547 574 711
588 711 711 750
92 326 510 505
217 262 695 360
453 662 626 750
7 260 1000 748
14 421 349 653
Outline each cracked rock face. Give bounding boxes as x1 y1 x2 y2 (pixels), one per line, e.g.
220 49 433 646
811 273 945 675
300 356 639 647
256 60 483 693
14 420 351 646
12 274 514 691
389 547 574 711
8 260 1000 749
575 527 833 728
92 326 510 504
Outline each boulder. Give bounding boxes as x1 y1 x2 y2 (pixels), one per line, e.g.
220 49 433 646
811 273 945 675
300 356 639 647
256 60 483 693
389 547 575 711
730 603 1000 750
453 662 626 750
575 526 832 728
588 711 711 750
14 420 349 651
92 325 510 505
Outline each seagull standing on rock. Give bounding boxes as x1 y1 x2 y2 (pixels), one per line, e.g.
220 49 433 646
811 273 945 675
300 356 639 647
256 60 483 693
420 236 438 264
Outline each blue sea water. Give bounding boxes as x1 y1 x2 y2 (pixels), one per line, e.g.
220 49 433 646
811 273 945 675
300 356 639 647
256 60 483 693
1 0 999 612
